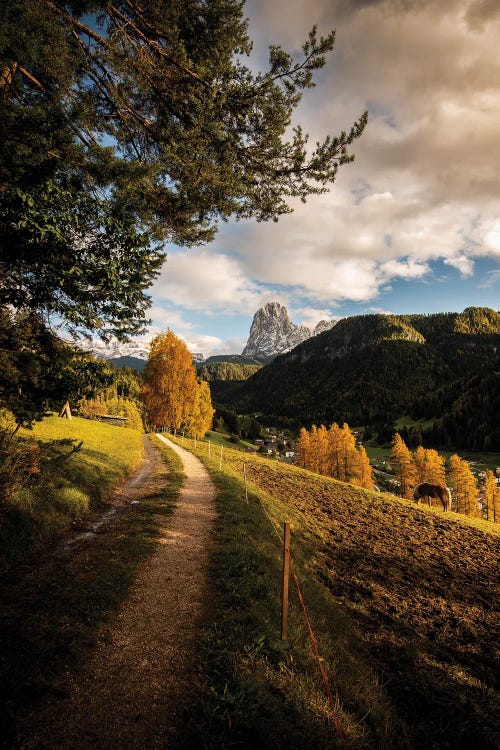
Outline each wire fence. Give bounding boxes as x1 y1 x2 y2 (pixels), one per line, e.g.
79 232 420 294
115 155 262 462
157 430 348 748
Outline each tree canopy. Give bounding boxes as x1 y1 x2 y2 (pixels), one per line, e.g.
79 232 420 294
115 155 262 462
142 329 213 434
1 0 366 338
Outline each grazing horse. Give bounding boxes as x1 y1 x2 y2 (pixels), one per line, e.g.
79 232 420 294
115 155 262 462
413 482 452 512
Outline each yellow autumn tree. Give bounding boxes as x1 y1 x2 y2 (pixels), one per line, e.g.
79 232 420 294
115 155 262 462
296 427 310 469
308 425 321 474
327 422 343 479
448 454 479 517
142 330 199 431
413 446 446 487
316 424 330 476
340 423 358 483
483 470 499 523
412 446 427 484
391 433 416 498
352 444 374 489
185 380 214 439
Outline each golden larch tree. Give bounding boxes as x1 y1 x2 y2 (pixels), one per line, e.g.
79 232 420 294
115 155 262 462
339 423 357 482
327 422 343 480
142 330 198 431
448 454 479 517
185 380 214 439
316 424 330 476
391 433 416 499
413 447 446 487
296 427 310 469
483 470 499 523
353 444 374 489
308 425 321 473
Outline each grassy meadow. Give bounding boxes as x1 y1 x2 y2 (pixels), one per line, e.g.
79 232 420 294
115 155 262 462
0 414 144 562
169 434 499 750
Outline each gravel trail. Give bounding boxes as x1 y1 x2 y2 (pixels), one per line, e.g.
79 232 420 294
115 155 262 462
22 435 216 749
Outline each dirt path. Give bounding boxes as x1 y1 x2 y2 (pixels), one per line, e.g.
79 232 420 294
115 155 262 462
22 435 216 749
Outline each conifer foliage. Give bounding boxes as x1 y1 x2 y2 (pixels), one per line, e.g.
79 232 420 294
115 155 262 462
483 470 499 523
296 423 373 488
448 454 480 518
142 330 214 437
390 433 496 522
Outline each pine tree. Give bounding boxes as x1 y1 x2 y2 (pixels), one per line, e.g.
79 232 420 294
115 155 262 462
391 433 416 499
448 455 479 516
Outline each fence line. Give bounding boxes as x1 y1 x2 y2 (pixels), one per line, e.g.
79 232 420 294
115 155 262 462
162 431 348 746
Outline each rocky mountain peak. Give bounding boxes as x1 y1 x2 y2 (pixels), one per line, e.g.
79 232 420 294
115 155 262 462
242 302 336 362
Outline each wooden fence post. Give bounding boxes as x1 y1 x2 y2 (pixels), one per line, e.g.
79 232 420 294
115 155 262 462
281 522 291 641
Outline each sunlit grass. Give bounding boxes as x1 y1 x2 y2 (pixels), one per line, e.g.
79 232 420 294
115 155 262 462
1 414 145 561
169 433 500 750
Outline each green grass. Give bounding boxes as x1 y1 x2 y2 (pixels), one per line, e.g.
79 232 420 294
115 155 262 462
394 416 434 431
0 434 184 748
1 415 145 562
168 435 500 750
204 429 259 452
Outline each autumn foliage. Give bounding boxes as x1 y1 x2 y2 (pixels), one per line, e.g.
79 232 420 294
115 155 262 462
142 330 214 438
390 432 498 522
296 423 373 488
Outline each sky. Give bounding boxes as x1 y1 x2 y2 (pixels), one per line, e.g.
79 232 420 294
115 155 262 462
145 0 500 358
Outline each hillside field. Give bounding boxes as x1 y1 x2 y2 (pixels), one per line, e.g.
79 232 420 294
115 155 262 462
171 434 500 750
1 415 145 562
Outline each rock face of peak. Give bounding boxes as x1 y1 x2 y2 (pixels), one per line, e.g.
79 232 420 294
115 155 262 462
242 302 335 362
313 319 336 336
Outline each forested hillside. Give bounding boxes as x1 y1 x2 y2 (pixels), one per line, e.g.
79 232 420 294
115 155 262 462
227 307 500 450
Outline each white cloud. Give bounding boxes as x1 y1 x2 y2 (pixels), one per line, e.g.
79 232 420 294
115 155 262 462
147 0 500 344
293 306 339 329
151 249 285 314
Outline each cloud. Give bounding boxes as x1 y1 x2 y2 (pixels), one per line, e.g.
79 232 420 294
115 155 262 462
293 306 339 329
147 0 499 346
216 0 500 303
151 249 288 314
479 269 500 288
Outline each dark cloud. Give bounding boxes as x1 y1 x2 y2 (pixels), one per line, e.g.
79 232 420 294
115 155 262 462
465 0 500 30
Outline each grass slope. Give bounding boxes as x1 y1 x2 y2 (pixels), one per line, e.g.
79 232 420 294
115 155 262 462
0 415 145 562
0 434 184 748
171 435 499 750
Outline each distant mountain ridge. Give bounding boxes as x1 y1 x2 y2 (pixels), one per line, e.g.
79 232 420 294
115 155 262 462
79 337 204 369
242 302 336 362
226 306 500 450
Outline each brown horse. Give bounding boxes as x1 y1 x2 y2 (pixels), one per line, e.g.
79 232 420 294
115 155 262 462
413 482 452 512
